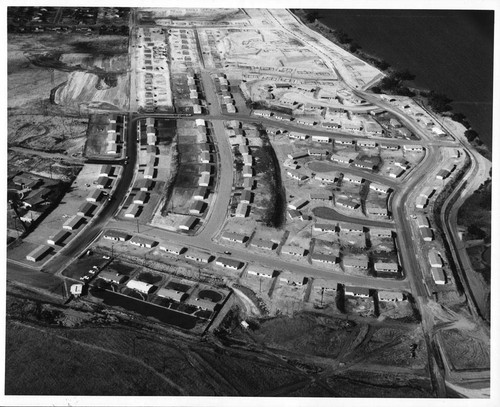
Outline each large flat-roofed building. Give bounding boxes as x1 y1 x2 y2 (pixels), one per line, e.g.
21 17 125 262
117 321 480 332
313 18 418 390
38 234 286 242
369 183 391 194
106 141 117 154
357 139 377 148
159 243 185 255
315 174 337 184
370 228 393 238
313 223 337 233
343 257 368 269
416 214 429 228
26 245 52 262
47 230 70 246
247 267 274 279
421 227 434 242
253 109 272 118
352 159 376 171
103 230 129 241
311 253 337 264
98 270 127 284
311 135 331 143
63 215 85 231
240 189 253 204
338 222 363 233
335 138 354 146
136 179 154 191
126 279 155 294
428 250 443 268
374 262 399 273
156 287 184 302
431 267 446 285
288 198 308 210
436 169 450 180
287 170 308 181
310 192 332 201
367 206 388 217
416 196 428 209
420 187 435 199
331 154 352 164
77 202 96 217
86 189 102 203
288 132 308 140
96 176 110 189
200 151 211 163
235 203 250 218
288 209 303 221
395 158 410 169
179 216 198 231
189 200 206 215
133 191 149 205
336 197 358 209
379 142 399 150
242 166 253 178
308 148 329 158
343 174 364 184
193 187 208 200
221 231 247 244
287 150 309 160
364 121 383 134
403 144 423 152
344 285 370 298
216 257 243 270
251 239 276 251
144 167 155 179
185 250 212 263
185 297 216 312
389 167 405 178
378 291 405 302
130 235 157 248
296 117 316 126
147 134 157 145
281 245 306 257
125 204 141 218
198 173 211 187
100 165 113 177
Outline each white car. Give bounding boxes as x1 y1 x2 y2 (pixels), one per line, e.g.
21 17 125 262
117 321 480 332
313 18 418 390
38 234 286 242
80 275 90 281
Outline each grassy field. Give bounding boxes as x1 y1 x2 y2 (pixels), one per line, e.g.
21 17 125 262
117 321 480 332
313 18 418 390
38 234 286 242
5 284 436 397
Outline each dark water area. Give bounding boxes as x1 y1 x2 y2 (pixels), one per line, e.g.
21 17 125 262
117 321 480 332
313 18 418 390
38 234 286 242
90 288 199 329
313 9 494 149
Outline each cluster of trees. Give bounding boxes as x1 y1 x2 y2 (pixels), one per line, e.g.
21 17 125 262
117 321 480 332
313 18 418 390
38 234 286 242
371 69 416 96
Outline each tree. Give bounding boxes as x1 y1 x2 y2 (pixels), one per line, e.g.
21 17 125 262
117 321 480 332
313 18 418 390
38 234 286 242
349 42 361 53
427 92 452 113
393 68 416 82
305 11 319 23
464 129 479 142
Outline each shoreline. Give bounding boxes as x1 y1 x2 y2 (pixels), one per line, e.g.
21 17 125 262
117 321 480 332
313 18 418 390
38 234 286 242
290 9 492 158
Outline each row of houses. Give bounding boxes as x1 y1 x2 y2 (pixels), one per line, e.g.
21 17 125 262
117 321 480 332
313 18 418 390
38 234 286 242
26 168 116 262
216 74 236 114
187 71 203 114
246 267 405 302
313 223 393 238
428 249 445 284
106 116 122 154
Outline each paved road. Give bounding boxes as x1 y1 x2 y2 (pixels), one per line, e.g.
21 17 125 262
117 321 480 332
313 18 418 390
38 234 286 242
195 71 235 241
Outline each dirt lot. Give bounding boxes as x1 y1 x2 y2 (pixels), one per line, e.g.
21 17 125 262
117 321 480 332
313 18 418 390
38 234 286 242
439 328 490 371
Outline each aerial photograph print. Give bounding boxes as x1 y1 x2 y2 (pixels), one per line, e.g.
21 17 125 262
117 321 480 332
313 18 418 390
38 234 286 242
3 1 496 405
